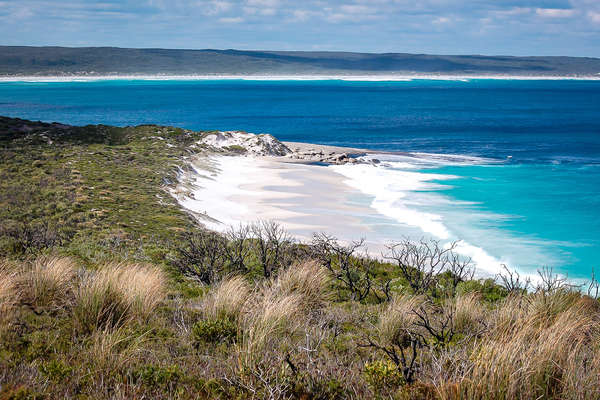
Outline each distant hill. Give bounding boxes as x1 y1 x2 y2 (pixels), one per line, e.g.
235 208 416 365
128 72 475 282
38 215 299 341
1 46 600 76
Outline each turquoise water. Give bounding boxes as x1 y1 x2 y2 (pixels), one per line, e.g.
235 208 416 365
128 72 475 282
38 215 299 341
0 79 599 278
425 163 600 279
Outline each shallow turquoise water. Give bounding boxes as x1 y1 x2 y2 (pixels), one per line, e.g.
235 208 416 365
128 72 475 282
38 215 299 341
0 79 598 278
419 163 600 279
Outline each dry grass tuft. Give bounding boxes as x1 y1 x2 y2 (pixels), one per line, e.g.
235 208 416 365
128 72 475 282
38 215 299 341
103 262 167 319
74 262 167 332
203 275 250 320
450 293 486 336
447 290 600 400
378 294 423 343
273 260 331 312
22 257 78 308
526 289 580 325
0 262 20 326
89 327 148 373
240 290 302 364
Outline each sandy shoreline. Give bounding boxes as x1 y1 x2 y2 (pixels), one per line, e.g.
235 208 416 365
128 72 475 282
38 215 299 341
173 154 401 238
169 143 571 281
171 153 428 256
171 151 517 278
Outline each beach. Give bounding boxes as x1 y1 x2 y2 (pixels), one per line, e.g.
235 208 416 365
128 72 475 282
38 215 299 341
172 150 400 242
171 142 520 277
1 74 600 82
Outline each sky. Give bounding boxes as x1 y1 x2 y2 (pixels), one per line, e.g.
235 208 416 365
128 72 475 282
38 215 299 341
0 0 599 57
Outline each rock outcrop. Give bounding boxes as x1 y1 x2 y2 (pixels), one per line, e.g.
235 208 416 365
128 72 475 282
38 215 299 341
200 131 371 165
200 131 292 156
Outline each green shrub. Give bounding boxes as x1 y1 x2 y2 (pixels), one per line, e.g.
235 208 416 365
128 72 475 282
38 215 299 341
225 145 247 154
291 375 348 400
38 359 73 383
364 359 404 389
133 364 183 389
457 279 508 303
0 385 46 400
192 317 237 345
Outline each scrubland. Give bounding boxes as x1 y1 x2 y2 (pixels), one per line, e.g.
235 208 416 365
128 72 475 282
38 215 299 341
1 117 599 399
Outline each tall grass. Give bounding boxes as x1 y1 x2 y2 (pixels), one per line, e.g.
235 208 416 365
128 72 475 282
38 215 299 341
22 257 78 308
378 294 423 343
449 293 486 336
444 290 600 400
88 327 148 373
104 262 167 319
239 290 302 366
0 262 19 326
272 261 330 312
202 275 250 320
73 262 166 333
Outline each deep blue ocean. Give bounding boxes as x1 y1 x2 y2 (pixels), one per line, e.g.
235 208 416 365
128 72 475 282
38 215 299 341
1 79 599 280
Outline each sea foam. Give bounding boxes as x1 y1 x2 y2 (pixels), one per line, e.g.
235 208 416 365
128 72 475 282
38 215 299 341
331 153 514 275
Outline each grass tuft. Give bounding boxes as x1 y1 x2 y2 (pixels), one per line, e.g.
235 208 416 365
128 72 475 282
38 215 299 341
378 294 423 344
202 275 250 321
21 256 78 309
0 262 19 326
73 262 166 333
273 260 331 312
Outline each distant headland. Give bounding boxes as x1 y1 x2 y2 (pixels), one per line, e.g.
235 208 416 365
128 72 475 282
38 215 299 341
1 46 600 77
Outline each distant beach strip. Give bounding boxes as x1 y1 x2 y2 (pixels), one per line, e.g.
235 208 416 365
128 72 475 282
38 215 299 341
1 75 600 82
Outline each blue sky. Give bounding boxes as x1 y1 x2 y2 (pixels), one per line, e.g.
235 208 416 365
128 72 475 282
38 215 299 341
1 0 599 56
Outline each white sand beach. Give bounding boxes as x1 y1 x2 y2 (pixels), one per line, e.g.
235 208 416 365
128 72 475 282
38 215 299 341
1 74 599 82
170 150 520 276
173 154 409 246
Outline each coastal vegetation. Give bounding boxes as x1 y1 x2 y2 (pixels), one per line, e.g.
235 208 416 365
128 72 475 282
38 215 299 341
2 46 600 77
1 117 599 399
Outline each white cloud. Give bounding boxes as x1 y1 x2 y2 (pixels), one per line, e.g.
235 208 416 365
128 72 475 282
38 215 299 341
324 3 380 23
326 12 378 23
492 7 531 18
11 6 34 19
535 8 575 18
339 5 373 14
246 0 279 6
588 11 600 23
287 9 320 22
219 16 243 23
260 8 276 15
202 1 232 16
432 16 450 24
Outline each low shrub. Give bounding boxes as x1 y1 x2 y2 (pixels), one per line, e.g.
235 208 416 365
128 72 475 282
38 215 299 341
38 359 73 383
364 359 404 389
192 317 237 345
133 364 184 390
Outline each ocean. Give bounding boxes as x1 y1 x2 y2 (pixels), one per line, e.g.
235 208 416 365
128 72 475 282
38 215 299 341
1 78 599 280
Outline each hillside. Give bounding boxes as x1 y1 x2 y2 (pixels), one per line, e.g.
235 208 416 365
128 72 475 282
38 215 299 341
1 46 600 76
1 116 599 399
